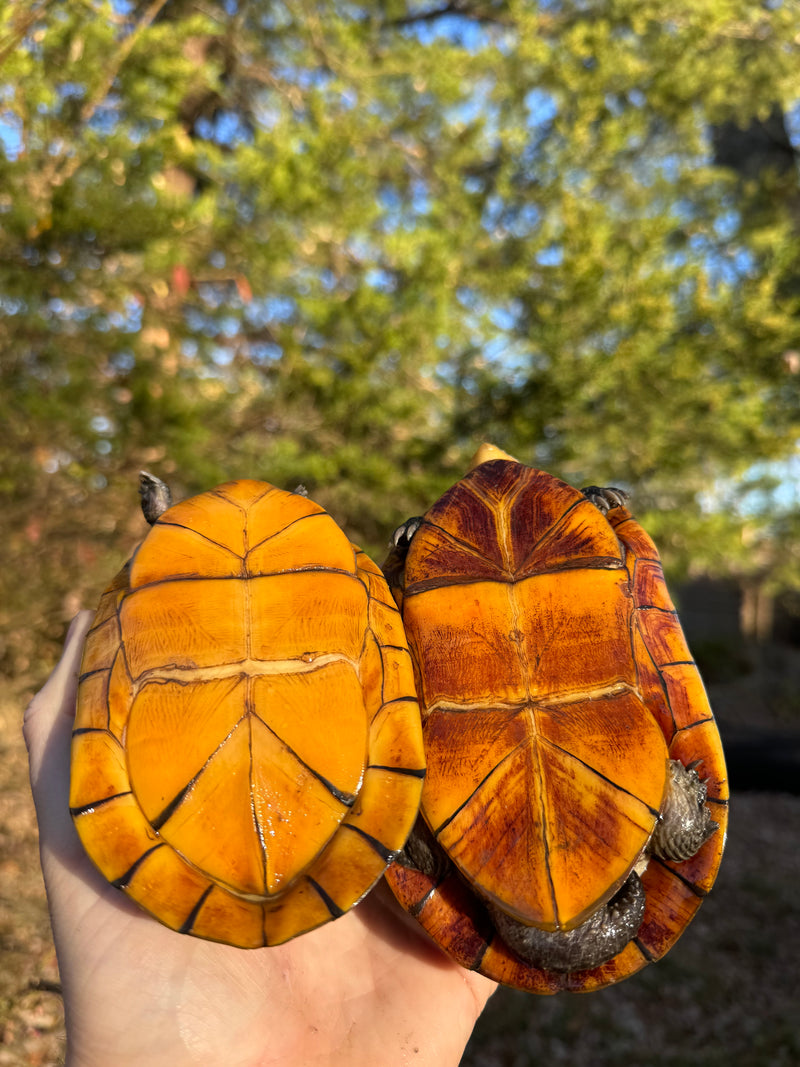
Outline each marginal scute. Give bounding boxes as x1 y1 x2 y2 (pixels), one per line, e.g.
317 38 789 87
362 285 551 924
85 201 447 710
75 672 110 732
347 765 425 853
79 612 122 676
69 792 160 883
70 729 129 809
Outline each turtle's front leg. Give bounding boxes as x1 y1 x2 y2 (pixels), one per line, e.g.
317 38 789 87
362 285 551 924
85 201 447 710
581 485 629 516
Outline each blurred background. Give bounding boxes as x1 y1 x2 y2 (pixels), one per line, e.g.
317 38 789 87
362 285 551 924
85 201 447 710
1 1 798 1063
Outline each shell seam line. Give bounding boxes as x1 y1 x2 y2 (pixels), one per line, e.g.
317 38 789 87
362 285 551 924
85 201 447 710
494 482 515 574
151 780 195 832
150 711 358 835
650 854 708 897
533 681 637 708
245 675 269 893
629 582 677 736
423 682 636 716
77 666 110 683
179 885 215 935
243 504 253 659
674 715 714 732
210 484 271 509
402 555 626 596
529 715 560 928
513 494 597 574
507 582 532 709
126 565 363 593
248 712 359 808
469 938 494 973
244 509 334 557
632 936 658 963
342 823 393 861
540 735 663 818
377 694 419 708
70 790 132 815
466 473 526 515
431 739 527 837
131 652 360 689
148 520 244 559
308 878 344 918
469 936 491 972
151 716 248 829
419 518 513 576
369 763 426 778
310 769 357 807
111 842 165 888
423 699 527 715
72 726 115 737
408 884 435 917
371 598 402 616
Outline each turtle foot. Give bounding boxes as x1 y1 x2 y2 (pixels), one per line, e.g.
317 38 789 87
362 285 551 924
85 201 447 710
651 759 718 862
581 485 629 516
396 816 451 882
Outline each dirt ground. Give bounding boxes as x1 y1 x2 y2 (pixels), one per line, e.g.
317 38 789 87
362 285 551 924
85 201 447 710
1 664 798 1066
0 683 64 1067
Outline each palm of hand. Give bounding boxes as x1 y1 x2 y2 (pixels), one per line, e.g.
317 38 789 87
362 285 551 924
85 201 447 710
26 613 495 1067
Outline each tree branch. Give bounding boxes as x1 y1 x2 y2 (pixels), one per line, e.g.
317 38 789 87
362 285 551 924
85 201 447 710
0 0 56 71
52 0 171 186
385 1 514 29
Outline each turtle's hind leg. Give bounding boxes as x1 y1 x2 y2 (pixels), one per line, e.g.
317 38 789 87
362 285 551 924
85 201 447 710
486 872 646 973
651 760 719 862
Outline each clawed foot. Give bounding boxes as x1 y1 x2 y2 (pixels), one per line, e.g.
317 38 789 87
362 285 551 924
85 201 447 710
651 760 719 862
581 485 629 516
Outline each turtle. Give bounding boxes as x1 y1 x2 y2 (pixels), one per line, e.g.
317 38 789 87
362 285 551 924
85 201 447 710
70 473 425 948
383 444 728 993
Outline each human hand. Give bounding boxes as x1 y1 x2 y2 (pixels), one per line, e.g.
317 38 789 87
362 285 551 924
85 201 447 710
25 613 496 1067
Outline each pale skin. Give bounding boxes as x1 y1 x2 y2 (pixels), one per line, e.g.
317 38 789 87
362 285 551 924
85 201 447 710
24 612 496 1067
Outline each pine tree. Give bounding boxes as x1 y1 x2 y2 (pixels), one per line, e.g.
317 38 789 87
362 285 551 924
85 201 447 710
1 0 798 669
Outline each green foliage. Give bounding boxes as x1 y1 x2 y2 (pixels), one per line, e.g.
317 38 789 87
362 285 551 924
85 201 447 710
1 0 799 671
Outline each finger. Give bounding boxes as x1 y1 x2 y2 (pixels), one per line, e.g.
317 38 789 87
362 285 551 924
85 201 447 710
25 610 93 831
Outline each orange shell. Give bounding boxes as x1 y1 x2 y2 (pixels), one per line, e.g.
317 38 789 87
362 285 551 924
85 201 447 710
384 459 728 993
71 480 424 947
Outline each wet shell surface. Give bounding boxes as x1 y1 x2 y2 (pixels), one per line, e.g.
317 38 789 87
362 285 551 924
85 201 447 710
71 480 425 947
384 453 728 992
